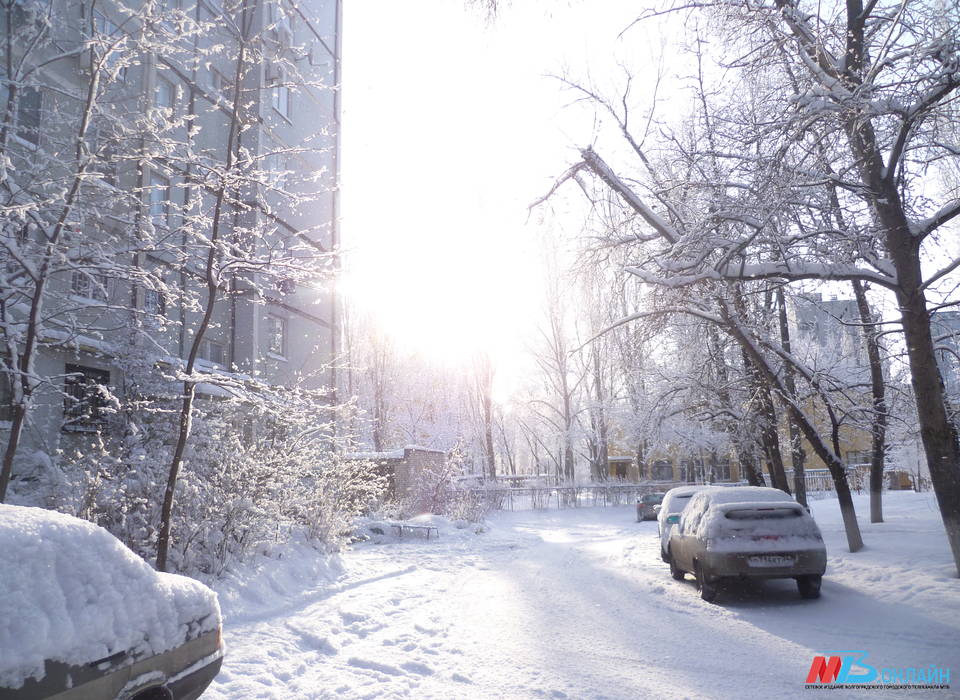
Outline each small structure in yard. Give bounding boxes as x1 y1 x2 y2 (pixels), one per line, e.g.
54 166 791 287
390 523 440 539
346 446 446 500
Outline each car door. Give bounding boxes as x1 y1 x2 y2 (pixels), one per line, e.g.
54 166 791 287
670 510 693 571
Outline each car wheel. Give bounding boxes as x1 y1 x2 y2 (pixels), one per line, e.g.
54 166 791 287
695 560 718 602
797 574 822 599
669 548 685 581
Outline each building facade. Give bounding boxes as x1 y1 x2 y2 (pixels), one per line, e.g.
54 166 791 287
0 0 341 476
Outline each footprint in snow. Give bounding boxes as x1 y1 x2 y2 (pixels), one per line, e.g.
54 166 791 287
401 661 434 676
340 610 367 624
347 656 403 676
286 626 339 656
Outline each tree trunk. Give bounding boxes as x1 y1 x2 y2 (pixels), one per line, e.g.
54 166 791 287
636 439 646 480
0 54 103 501
157 1 251 571
721 299 864 551
823 0 960 572
704 320 763 486
777 288 807 506
592 346 608 482
740 453 765 486
757 380 791 494
852 280 887 523
734 289 790 494
839 67 960 570
483 388 496 481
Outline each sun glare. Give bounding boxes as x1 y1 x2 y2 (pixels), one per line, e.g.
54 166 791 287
339 216 543 399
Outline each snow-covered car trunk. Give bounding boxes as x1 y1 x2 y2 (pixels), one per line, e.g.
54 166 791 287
668 488 827 601
705 502 825 553
0 505 223 699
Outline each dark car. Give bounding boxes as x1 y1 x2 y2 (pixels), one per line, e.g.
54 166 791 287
666 486 826 602
0 505 223 700
636 492 665 522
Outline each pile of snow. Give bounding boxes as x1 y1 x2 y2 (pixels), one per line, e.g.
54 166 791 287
214 534 343 623
0 505 221 690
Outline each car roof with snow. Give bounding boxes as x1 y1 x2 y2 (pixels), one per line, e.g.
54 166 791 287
693 486 792 506
0 505 221 690
659 485 720 513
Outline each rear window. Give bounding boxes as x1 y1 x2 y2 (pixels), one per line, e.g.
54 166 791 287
725 507 802 520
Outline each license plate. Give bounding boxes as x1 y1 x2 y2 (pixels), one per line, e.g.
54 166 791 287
748 555 795 567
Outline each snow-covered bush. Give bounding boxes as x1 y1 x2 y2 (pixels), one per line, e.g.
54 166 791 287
14 362 384 578
402 445 488 522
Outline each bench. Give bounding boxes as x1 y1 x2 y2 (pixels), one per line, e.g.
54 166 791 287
390 523 439 539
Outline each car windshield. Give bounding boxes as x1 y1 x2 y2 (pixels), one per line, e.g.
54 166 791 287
643 494 663 503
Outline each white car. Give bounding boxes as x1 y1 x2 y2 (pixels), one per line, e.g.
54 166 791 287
0 505 223 700
657 486 717 561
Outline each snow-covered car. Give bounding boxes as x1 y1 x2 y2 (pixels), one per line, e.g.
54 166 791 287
636 492 665 522
656 485 715 561
0 505 223 700
666 486 826 602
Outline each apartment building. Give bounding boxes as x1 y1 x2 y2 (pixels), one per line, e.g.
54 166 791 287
0 0 340 468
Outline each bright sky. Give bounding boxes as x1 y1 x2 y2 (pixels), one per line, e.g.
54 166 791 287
339 0 669 392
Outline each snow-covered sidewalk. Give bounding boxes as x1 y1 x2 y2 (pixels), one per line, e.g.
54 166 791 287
205 491 959 699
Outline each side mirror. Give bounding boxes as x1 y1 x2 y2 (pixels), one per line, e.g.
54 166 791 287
666 514 680 525
653 504 662 514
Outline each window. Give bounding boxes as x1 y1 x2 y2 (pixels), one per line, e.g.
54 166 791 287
143 287 165 317
93 9 115 34
268 64 290 119
149 173 170 226
71 270 109 302
0 365 12 422
63 364 111 429
267 315 286 357
714 458 732 482
92 11 127 81
272 80 290 119
268 2 292 33
155 75 176 112
198 338 226 366
210 68 231 100
845 451 870 467
89 126 119 186
15 86 41 145
652 460 674 481
264 135 287 188
3 225 29 273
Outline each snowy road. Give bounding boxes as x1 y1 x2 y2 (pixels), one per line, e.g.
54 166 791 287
206 492 960 699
